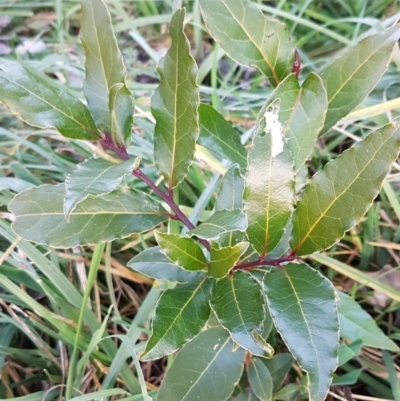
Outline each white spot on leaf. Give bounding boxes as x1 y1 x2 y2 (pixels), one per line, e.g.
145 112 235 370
264 102 284 158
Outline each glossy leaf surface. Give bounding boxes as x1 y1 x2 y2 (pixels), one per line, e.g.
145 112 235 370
208 242 248 278
152 9 199 188
199 0 294 86
265 73 327 171
264 263 338 401
211 270 266 356
127 247 204 283
244 106 294 257
81 0 133 144
248 357 273 401
189 209 247 240
0 62 98 140
291 121 400 256
198 104 247 170
9 184 167 248
320 26 400 135
338 291 399 351
64 157 137 217
141 277 213 361
155 232 207 271
216 164 244 211
158 327 245 401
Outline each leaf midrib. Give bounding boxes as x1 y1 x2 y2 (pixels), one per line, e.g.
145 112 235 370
326 33 393 106
0 74 97 136
220 0 279 85
295 132 392 251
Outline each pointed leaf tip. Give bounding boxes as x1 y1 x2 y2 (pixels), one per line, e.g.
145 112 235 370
152 8 199 188
199 0 294 86
291 120 400 256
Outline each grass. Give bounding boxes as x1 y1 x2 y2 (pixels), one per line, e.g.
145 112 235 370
0 0 400 399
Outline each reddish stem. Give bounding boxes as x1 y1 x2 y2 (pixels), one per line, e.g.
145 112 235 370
233 252 296 271
132 168 210 251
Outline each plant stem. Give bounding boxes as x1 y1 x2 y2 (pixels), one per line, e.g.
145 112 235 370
132 168 210 251
233 253 296 271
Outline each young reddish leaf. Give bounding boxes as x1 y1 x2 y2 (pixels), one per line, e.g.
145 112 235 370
244 101 295 257
199 0 294 87
64 157 138 217
211 270 268 356
158 327 245 401
264 73 327 171
189 209 247 240
127 247 204 283
198 104 247 171
152 9 199 188
320 25 400 135
9 184 167 248
141 277 213 361
248 357 273 401
155 232 208 271
208 242 248 279
0 62 99 140
291 121 400 256
81 0 134 145
264 263 339 401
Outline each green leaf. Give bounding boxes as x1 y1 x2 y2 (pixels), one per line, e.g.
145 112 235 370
265 73 327 171
337 291 399 352
189 209 247 240
152 9 199 188
337 343 355 367
208 242 249 278
155 232 208 271
199 0 294 86
264 263 339 401
248 357 273 401
211 270 267 356
331 369 362 386
244 102 294 257
9 184 167 248
198 104 247 170
320 26 400 135
127 247 204 283
263 353 293 391
216 164 244 211
290 121 400 256
273 383 306 401
64 157 138 217
141 277 213 361
0 62 98 140
81 0 134 144
157 327 245 401
109 83 134 146
236 388 259 401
